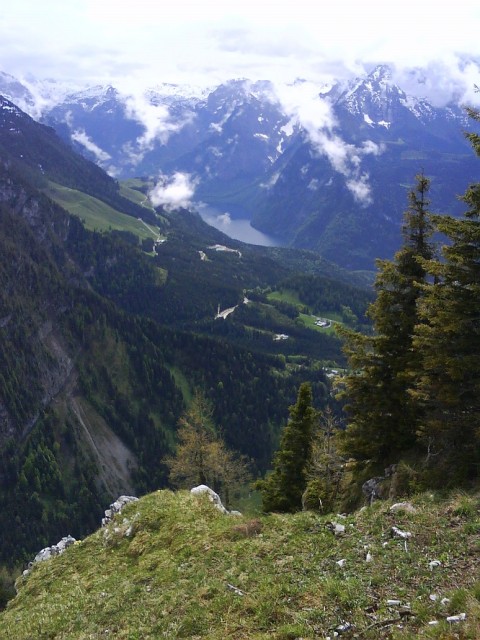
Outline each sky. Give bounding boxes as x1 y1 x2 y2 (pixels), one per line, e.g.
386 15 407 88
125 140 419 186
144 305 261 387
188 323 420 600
1 0 480 103
2 0 479 209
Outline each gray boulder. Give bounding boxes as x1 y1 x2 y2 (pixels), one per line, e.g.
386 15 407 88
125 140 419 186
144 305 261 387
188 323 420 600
102 495 139 526
190 485 241 516
23 535 76 577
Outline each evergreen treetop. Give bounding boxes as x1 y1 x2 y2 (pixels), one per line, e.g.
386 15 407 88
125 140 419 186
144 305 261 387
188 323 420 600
338 173 433 465
257 382 317 513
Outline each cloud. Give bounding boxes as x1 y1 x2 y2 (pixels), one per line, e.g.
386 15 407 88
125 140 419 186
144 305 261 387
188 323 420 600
121 92 194 163
271 81 384 204
149 172 199 211
216 212 231 225
71 129 111 163
391 58 480 107
346 174 373 204
0 0 474 94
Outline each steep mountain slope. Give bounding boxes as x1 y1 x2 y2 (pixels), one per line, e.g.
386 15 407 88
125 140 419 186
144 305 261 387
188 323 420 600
0 158 185 563
2 488 480 639
0 94 156 223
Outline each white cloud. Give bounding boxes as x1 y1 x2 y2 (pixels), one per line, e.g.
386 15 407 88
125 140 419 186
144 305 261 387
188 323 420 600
346 174 374 205
121 93 193 163
149 172 199 211
71 129 111 164
1 1 480 105
391 58 480 107
216 212 231 225
271 81 385 204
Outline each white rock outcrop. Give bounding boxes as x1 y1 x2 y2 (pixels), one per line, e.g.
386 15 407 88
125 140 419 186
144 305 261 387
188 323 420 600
23 535 76 576
190 485 241 516
390 502 416 513
102 495 139 526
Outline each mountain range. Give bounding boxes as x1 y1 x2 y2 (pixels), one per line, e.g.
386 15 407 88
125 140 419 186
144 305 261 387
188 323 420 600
1 65 476 268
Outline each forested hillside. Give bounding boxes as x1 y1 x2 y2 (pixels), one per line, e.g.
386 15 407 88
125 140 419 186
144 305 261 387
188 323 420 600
0 95 373 577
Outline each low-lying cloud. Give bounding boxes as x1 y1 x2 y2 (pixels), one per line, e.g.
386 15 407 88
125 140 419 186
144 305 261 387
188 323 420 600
70 128 120 176
271 81 384 205
122 92 194 164
71 129 111 163
149 172 199 211
391 58 480 107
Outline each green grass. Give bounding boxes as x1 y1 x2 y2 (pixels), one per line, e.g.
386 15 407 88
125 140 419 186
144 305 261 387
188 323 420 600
267 291 343 333
168 366 193 405
45 182 163 241
267 289 304 307
2 489 480 638
119 181 156 211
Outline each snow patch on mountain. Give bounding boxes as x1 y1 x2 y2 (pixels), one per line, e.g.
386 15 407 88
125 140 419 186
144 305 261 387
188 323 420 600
148 83 212 101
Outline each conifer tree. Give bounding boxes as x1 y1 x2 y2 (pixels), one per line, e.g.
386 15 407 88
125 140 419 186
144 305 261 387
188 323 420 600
338 174 433 464
257 382 316 513
164 390 250 506
411 108 480 481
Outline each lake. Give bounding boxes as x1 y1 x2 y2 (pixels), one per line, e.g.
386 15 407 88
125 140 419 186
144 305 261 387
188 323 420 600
197 204 283 247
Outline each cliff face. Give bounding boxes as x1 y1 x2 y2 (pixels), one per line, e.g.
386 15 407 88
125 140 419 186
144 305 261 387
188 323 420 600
0 163 78 444
0 161 181 563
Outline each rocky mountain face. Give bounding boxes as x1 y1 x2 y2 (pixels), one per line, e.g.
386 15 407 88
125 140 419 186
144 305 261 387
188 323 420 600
251 66 476 268
3 65 476 268
42 79 291 213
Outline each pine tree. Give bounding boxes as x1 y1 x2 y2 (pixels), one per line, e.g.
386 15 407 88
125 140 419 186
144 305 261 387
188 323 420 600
411 108 480 481
257 382 316 512
338 174 433 464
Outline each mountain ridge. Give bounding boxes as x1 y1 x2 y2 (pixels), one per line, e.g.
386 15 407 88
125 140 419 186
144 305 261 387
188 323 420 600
1 487 480 638
7 64 472 268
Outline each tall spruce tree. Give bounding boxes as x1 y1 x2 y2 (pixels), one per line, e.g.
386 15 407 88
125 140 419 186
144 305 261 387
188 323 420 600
411 108 480 482
257 382 316 513
338 174 433 465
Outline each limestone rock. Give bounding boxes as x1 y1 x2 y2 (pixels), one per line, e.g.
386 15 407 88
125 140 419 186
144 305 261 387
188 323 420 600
23 535 76 577
102 495 139 526
390 502 416 513
191 485 230 514
362 465 397 504
326 521 346 536
447 613 466 623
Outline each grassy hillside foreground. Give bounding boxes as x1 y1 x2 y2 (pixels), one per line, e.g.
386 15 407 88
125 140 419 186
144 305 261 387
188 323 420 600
1 490 480 639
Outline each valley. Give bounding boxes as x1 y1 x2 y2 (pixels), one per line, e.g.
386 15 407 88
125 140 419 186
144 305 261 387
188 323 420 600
1 65 475 269
0 61 479 633
0 92 374 577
